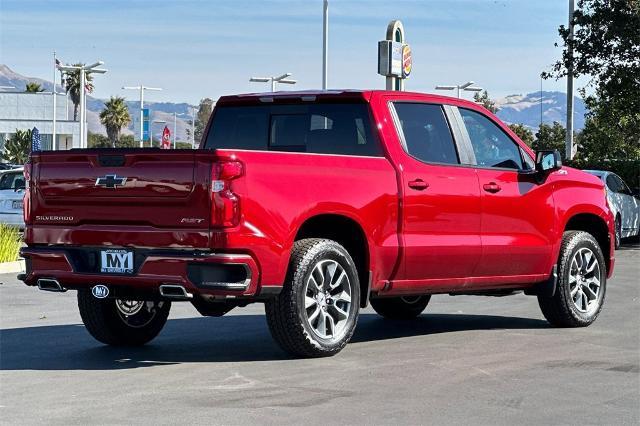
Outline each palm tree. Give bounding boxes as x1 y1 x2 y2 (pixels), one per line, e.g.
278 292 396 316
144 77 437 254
62 63 94 121
25 82 44 93
1 129 32 164
99 96 131 147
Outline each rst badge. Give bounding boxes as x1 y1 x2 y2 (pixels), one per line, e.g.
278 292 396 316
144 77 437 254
100 249 134 274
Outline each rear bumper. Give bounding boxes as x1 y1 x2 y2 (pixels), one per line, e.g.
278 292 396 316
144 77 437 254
19 246 279 299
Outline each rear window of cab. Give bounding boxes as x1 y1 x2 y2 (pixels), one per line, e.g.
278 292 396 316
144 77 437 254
204 103 382 157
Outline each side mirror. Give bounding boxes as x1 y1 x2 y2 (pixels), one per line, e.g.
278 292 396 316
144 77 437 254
535 149 562 173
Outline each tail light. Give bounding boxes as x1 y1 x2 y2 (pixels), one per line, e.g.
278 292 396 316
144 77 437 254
211 160 243 227
23 162 32 224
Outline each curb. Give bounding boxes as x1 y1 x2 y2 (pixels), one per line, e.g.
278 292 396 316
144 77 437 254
0 259 25 274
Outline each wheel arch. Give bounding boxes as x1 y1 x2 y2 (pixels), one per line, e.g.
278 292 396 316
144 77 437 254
294 213 371 308
563 213 612 274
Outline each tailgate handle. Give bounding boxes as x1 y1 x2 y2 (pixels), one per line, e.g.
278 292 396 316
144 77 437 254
98 155 125 167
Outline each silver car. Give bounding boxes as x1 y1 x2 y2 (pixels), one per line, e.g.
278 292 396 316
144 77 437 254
585 170 639 248
0 167 25 229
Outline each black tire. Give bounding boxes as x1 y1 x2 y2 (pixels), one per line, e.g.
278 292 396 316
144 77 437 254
614 216 621 249
265 238 360 358
370 295 431 320
77 289 171 346
538 231 606 327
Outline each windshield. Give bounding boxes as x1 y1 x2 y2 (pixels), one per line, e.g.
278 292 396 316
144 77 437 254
0 171 24 190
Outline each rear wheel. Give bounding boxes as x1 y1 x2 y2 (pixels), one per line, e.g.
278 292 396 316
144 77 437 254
77 289 171 346
371 295 431 319
538 231 606 327
265 238 360 358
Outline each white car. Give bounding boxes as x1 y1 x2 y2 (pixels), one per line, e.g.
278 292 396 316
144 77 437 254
585 170 640 248
0 167 25 229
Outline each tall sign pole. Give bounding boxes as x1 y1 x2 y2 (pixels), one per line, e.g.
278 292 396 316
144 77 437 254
565 0 575 160
386 21 405 91
322 0 329 90
378 20 411 91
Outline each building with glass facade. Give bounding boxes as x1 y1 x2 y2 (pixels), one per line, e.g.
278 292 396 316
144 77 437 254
0 91 80 156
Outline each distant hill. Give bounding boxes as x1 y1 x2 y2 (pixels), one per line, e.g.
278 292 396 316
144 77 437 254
2 64 587 138
495 91 587 131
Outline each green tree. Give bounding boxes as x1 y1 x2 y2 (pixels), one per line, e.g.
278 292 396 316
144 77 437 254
194 98 214 143
99 96 131 147
62 63 94 121
25 82 44 93
87 133 111 148
117 134 137 148
1 129 32 164
508 123 535 147
534 122 568 158
176 141 193 149
473 90 499 113
544 0 639 160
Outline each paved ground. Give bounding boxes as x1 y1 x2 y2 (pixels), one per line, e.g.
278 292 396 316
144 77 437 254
1 246 638 425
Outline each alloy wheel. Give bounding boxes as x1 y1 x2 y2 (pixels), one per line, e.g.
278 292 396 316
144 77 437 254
303 260 353 341
568 247 602 315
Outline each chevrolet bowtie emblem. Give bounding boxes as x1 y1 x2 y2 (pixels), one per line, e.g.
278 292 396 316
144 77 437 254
95 174 128 189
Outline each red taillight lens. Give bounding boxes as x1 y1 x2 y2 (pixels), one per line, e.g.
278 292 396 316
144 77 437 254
23 162 32 224
23 163 31 183
218 161 243 180
211 161 243 227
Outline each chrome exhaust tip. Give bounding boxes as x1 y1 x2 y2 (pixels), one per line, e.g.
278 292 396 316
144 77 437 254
159 284 193 300
37 278 67 292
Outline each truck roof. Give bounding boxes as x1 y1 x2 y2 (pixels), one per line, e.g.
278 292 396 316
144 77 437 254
217 89 480 108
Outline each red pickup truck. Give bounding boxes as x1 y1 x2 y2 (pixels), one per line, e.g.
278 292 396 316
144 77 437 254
19 90 615 357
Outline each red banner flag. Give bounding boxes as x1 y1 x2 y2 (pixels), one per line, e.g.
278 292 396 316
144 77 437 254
161 126 171 149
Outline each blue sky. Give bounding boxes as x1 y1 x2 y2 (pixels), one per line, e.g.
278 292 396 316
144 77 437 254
0 0 577 104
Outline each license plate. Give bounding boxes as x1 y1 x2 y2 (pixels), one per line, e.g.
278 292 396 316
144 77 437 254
12 200 23 209
100 249 134 274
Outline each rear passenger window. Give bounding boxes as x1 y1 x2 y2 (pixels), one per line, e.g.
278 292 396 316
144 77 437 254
205 103 381 156
393 103 459 165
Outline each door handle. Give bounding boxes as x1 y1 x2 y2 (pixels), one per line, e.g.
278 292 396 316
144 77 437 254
483 182 502 193
408 179 429 190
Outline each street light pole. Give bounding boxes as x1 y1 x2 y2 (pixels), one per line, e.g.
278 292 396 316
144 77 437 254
173 112 177 148
122 85 162 147
435 81 482 98
322 0 328 90
58 61 107 148
52 51 57 150
250 73 297 92
566 0 575 160
191 107 196 148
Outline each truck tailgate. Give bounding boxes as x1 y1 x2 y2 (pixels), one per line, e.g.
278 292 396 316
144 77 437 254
28 149 213 248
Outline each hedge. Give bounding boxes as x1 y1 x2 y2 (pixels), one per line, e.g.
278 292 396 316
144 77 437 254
567 159 640 193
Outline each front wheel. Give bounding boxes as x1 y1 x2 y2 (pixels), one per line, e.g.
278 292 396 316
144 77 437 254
538 231 606 327
370 295 431 319
78 289 171 346
265 239 360 358
614 216 621 249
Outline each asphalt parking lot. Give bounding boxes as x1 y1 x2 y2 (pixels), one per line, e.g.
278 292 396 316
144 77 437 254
1 246 638 425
